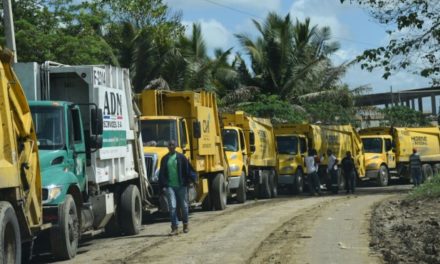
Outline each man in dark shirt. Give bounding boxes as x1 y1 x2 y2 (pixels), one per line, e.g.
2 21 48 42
341 151 356 194
159 140 195 235
409 148 422 187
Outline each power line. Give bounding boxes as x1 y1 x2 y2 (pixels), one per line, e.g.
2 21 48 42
199 0 380 48
200 0 264 20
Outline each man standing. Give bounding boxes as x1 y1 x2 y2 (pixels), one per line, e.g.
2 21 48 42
327 149 339 194
305 149 320 196
341 151 356 194
409 148 422 187
159 140 195 235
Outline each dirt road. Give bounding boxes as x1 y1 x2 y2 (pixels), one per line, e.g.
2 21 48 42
33 185 410 264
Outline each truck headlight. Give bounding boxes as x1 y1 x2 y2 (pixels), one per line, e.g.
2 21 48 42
46 185 62 201
229 164 240 172
367 163 379 169
230 154 238 160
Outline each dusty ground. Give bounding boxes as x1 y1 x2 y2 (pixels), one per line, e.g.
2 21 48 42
32 184 411 264
370 196 440 264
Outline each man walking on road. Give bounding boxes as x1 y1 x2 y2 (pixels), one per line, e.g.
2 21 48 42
159 140 195 236
341 151 356 194
409 148 422 187
305 149 321 196
327 149 339 194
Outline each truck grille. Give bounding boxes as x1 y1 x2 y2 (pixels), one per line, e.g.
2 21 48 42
42 188 48 201
145 154 158 181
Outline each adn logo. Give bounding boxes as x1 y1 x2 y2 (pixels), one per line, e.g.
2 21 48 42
203 113 211 133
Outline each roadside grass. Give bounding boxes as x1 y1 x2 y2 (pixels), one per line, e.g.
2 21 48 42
407 173 440 200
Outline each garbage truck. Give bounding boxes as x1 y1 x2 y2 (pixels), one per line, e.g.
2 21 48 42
274 124 365 193
15 61 150 260
137 89 228 211
221 112 278 201
0 49 46 263
360 126 440 186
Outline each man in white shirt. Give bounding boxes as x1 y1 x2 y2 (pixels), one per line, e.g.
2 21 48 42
305 149 321 196
327 149 338 194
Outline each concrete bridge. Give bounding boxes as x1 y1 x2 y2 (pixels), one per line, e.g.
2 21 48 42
355 86 440 115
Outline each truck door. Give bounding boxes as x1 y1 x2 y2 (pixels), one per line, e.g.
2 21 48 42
179 119 191 161
385 138 396 169
299 137 308 173
239 129 248 171
69 107 87 189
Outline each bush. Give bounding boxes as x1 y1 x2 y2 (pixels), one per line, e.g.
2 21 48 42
407 173 440 200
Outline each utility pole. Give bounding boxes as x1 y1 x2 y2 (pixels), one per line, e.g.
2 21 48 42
3 0 17 63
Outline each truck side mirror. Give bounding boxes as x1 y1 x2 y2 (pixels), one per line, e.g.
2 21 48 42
91 108 104 135
193 121 201 139
90 135 103 149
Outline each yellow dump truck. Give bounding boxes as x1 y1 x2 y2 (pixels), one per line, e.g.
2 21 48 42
0 49 44 262
274 124 365 193
360 127 440 186
222 112 278 201
138 89 228 210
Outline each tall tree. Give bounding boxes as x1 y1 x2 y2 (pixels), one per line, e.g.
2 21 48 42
341 0 440 83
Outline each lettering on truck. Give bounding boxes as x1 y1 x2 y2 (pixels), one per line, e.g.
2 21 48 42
411 136 428 146
103 91 123 129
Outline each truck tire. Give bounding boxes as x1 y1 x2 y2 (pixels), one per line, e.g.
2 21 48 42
434 163 440 177
377 165 389 187
236 172 247 203
0 201 21 264
422 164 433 183
50 194 79 260
120 185 142 235
212 173 227 210
292 170 304 195
258 171 271 199
269 170 278 198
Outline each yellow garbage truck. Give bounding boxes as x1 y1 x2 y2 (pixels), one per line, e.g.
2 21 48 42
274 124 365 193
360 127 440 186
0 49 45 262
138 89 228 210
221 112 278 201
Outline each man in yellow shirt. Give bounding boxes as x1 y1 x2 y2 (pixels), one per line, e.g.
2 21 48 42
159 140 195 235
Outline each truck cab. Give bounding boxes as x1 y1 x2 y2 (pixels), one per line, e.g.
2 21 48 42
361 134 395 186
275 134 308 194
140 116 190 198
222 126 248 202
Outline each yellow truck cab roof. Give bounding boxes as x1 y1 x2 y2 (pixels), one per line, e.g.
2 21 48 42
140 115 180 121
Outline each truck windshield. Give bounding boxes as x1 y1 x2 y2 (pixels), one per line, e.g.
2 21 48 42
31 106 66 150
141 120 178 147
362 138 383 153
222 129 239 152
276 136 298 155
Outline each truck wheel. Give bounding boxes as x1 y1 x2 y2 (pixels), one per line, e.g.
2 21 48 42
212 173 227 210
422 164 433 183
236 172 247 203
434 164 440 177
377 165 389 187
0 202 21 264
292 170 304 195
269 170 278 198
258 172 271 199
120 185 142 235
51 194 79 260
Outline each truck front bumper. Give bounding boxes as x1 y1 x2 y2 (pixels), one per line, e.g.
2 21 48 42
366 169 379 179
278 174 295 185
228 176 241 189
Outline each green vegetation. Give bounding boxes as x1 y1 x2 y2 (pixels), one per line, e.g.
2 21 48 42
4 0 431 124
408 174 440 200
380 106 430 127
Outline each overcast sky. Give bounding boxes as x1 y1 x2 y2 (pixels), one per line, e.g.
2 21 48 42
164 0 432 94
